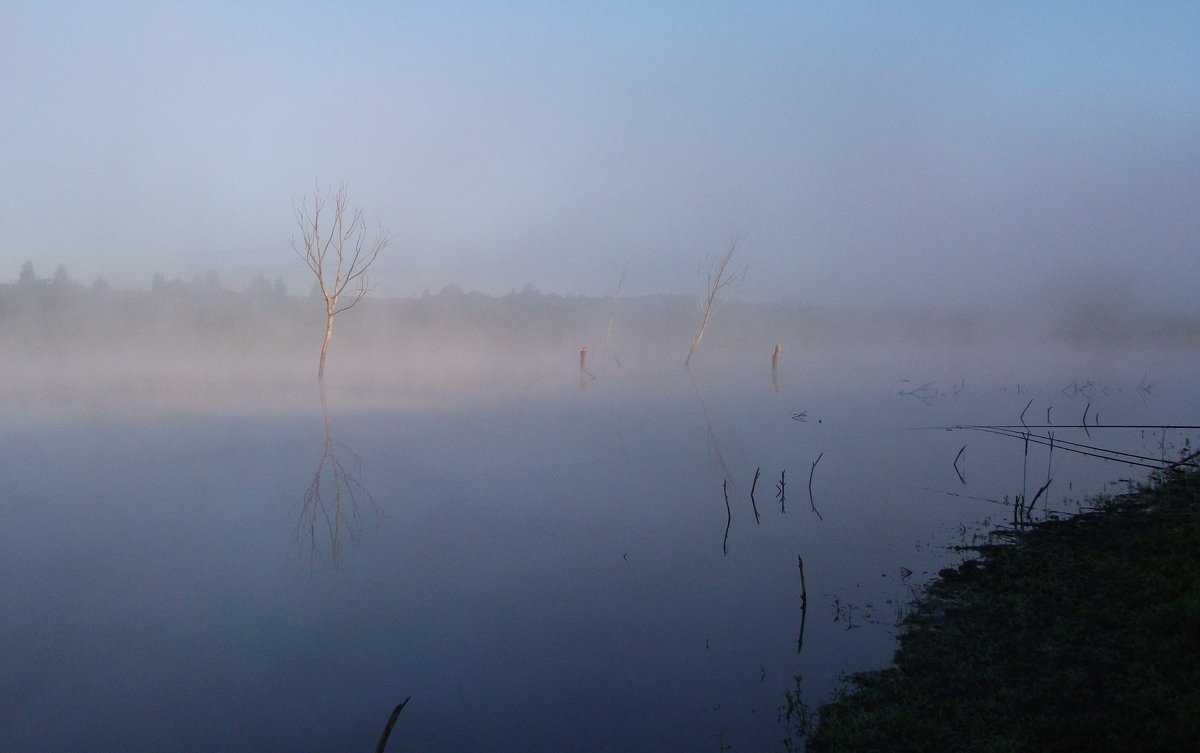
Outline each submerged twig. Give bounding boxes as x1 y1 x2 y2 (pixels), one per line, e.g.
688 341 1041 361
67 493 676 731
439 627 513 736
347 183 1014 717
776 469 787 513
953 445 966 485
808 453 824 521
797 555 808 654
722 478 731 556
750 467 762 525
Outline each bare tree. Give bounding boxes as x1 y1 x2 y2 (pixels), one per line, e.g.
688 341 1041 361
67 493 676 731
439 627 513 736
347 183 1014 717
293 183 390 380
685 240 745 367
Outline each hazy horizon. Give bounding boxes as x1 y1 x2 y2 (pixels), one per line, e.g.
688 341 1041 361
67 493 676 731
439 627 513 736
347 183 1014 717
3 3 1198 314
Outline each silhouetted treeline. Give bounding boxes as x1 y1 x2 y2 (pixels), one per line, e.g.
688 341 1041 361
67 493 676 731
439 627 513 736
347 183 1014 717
1 265 307 355
2 263 1197 358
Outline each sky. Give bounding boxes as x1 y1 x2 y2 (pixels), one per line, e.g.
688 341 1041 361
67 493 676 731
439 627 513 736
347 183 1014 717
2 1 1197 310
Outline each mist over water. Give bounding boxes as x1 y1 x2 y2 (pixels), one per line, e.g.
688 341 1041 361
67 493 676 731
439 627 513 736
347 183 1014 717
3 3 1197 746
3 278 1196 414
2 284 1197 751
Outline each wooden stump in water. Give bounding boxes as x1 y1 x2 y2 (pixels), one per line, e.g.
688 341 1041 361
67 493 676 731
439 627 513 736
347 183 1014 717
579 346 592 388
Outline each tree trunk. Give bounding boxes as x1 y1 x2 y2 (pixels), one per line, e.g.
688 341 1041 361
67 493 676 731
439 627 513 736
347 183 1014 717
318 312 334 381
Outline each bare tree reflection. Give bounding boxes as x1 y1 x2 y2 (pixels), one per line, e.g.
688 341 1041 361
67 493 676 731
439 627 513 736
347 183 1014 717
688 366 734 483
296 384 379 567
688 366 740 556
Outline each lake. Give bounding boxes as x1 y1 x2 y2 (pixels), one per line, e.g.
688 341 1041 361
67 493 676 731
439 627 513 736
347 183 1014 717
2 338 1197 752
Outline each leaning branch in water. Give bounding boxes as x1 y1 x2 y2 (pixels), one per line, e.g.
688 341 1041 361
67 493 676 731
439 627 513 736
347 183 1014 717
808 453 824 521
375 696 411 753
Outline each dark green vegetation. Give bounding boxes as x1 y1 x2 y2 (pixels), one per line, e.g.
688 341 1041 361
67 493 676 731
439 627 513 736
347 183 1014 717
811 460 1200 753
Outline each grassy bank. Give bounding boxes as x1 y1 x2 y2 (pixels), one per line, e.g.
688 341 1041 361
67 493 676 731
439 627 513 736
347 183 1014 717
809 459 1200 753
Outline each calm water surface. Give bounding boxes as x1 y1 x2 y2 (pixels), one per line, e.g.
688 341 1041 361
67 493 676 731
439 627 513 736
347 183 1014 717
2 342 1196 751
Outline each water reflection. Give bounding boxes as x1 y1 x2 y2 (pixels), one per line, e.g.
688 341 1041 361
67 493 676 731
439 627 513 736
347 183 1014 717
772 343 781 394
687 366 733 482
296 384 379 567
687 366 738 557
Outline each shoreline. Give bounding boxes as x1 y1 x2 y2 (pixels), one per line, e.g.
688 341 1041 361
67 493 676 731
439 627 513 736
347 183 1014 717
809 456 1200 752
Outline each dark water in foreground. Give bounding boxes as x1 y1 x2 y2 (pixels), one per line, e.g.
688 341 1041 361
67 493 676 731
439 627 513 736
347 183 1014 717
2 342 1197 752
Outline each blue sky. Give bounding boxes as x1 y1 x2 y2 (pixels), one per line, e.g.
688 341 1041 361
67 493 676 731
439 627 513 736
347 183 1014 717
2 1 1197 308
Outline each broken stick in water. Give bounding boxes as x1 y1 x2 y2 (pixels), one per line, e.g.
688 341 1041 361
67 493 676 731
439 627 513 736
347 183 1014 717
375 696 411 753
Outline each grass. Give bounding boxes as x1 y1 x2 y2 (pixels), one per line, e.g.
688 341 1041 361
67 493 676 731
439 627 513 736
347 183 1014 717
809 460 1200 753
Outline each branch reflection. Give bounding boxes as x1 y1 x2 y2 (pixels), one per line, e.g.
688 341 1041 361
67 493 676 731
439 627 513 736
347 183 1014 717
296 384 379 567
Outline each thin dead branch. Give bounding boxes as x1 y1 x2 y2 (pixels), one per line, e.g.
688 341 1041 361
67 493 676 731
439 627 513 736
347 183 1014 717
685 240 745 367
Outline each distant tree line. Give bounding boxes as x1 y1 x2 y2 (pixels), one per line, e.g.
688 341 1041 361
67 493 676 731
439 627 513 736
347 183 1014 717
0 261 625 356
4 261 1196 353
9 261 289 299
